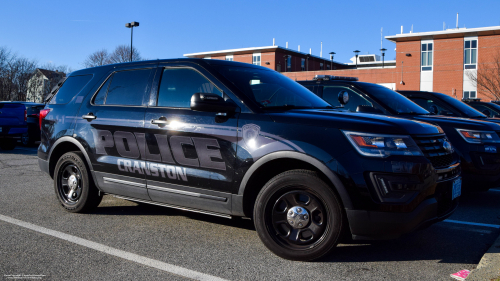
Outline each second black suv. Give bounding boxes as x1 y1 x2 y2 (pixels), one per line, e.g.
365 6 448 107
299 76 500 191
39 60 460 261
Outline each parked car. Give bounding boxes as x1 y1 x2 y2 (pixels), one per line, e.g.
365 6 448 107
7 102 45 146
0 102 28 150
462 98 500 118
39 60 460 261
299 76 500 191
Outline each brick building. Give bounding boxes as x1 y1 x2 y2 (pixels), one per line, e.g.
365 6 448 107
185 25 500 99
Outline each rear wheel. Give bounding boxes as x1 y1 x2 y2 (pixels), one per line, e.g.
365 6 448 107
254 169 344 261
54 152 102 213
0 139 16 150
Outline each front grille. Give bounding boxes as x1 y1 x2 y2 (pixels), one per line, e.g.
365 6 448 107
413 135 456 169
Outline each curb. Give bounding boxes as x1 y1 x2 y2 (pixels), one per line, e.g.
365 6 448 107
467 233 500 281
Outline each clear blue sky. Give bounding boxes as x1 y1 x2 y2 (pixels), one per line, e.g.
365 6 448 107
2 0 499 71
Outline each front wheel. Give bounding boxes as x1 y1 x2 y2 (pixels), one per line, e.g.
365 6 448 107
54 152 102 213
254 169 344 261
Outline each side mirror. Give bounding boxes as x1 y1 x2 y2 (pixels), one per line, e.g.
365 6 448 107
190 93 237 114
338 91 349 107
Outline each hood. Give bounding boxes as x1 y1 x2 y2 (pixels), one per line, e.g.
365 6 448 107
268 109 443 135
414 115 500 131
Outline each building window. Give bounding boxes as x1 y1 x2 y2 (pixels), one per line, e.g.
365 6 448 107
320 63 324 70
464 39 477 70
421 42 433 71
225 55 233 61
301 58 305 71
464 91 477 99
252 53 261 66
327 64 331 70
287 56 291 69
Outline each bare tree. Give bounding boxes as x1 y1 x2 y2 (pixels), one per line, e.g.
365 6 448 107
108 45 142 64
83 49 110 68
40 62 73 74
466 51 500 100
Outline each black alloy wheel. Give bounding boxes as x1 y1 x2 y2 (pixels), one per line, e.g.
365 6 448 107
54 152 102 213
254 169 343 261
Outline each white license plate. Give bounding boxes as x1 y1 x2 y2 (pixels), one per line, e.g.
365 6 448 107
452 178 462 200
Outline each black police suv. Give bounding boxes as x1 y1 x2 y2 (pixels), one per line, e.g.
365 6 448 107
299 76 500 191
39 59 461 261
462 99 500 118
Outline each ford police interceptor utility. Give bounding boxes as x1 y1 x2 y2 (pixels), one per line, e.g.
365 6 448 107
38 59 461 261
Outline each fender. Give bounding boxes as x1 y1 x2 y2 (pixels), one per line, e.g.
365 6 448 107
232 151 353 216
48 136 95 173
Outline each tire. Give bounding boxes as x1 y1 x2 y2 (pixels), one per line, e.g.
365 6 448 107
21 132 35 147
253 169 344 261
54 152 102 213
0 139 17 150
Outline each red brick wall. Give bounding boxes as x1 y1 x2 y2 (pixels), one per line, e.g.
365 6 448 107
234 54 252 64
395 41 421 90
478 34 500 99
212 55 225 60
433 38 463 98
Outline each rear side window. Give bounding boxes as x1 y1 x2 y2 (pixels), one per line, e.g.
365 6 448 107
95 69 152 106
49 75 92 104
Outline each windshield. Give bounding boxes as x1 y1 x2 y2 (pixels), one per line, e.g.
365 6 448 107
214 66 331 110
437 95 487 118
357 84 430 115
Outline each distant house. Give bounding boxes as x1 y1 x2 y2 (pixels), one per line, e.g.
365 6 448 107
26 69 66 103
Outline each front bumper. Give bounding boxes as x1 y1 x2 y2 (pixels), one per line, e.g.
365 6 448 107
347 177 459 240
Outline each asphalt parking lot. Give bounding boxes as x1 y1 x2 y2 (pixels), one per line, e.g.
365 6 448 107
0 146 499 281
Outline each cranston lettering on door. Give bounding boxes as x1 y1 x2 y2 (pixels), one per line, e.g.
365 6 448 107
92 129 226 182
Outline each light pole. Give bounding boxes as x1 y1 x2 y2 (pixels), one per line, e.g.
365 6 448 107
329 52 335 70
380 48 387 68
353 50 360 69
125 21 140 62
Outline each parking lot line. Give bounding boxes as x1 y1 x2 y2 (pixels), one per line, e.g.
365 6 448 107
0 214 228 281
443 219 500 229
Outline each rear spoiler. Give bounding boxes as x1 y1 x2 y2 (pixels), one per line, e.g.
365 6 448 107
44 77 67 103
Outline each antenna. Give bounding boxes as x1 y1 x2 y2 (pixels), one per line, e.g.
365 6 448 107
320 42 323 57
456 13 459 29
401 26 403 34
298 45 300 52
443 22 445 30
286 42 288 48
273 38 276 46
411 24 413 33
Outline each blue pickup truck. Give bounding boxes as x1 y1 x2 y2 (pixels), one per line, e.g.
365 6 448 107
0 102 28 150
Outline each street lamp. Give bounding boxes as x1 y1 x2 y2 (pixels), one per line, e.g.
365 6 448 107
380 48 387 68
353 50 360 69
329 52 336 70
125 21 140 62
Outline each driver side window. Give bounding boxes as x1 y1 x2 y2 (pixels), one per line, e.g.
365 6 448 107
411 97 446 115
322 86 373 112
157 68 222 108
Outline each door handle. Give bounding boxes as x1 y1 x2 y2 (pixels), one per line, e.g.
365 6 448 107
151 118 168 125
82 113 96 120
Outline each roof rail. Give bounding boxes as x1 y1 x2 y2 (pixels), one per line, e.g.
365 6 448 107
313 75 358 81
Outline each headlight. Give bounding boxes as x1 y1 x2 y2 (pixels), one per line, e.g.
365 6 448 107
456 129 500 144
343 131 423 158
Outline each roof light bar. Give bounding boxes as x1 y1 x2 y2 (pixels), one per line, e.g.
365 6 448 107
313 75 358 81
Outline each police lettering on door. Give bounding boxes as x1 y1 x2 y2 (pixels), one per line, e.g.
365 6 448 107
92 129 226 182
